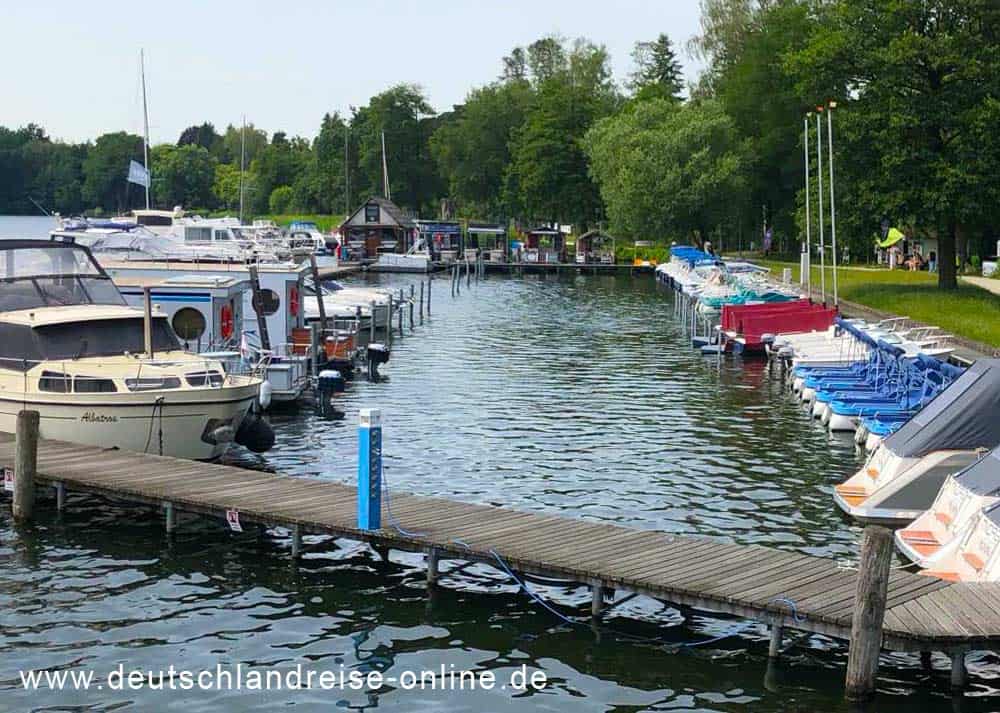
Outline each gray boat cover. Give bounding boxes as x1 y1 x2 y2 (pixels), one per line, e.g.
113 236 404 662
884 359 1000 457
956 450 1000 496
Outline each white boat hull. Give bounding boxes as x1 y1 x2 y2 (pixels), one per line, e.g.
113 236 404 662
0 384 258 460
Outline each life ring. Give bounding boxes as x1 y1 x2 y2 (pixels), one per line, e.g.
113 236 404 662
289 286 299 317
220 303 234 339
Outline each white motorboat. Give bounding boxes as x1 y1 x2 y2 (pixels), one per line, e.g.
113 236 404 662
915 499 1000 582
0 240 265 460
833 358 1000 524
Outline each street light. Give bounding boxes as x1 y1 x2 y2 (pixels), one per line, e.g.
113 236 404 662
827 100 839 306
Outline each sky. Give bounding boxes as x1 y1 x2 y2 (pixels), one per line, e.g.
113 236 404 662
4 1 704 144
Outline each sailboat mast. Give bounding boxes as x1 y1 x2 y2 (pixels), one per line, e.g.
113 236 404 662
140 49 151 209
381 130 390 201
239 115 246 223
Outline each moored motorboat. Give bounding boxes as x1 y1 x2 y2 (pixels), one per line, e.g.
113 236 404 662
0 240 267 460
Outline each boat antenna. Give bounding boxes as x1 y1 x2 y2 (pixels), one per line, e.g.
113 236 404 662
381 130 390 201
239 114 246 223
140 49 151 210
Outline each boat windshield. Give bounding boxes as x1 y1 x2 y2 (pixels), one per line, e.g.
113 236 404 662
0 244 125 312
34 317 180 359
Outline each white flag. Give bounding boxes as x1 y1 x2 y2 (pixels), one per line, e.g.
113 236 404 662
127 160 150 188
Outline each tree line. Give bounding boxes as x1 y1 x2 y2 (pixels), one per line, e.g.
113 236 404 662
1 0 998 289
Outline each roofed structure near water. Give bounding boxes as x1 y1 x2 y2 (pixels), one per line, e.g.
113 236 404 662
339 197 417 258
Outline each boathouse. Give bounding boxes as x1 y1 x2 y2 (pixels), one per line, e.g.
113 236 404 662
575 229 616 264
414 220 463 262
467 222 507 262
339 197 416 259
524 226 566 264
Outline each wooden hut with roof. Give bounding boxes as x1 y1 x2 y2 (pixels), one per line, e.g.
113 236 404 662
575 229 616 264
339 197 417 260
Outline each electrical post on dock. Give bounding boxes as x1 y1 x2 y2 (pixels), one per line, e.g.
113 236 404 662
357 408 382 531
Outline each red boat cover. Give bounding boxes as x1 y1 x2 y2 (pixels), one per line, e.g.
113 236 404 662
722 301 837 349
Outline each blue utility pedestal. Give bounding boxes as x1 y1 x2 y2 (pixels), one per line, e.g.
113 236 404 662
357 408 382 530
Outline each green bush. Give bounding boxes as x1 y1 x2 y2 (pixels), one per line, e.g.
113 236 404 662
268 186 294 214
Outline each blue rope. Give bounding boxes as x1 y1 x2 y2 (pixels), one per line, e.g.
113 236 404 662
380 469 429 538
770 596 807 623
488 549 582 628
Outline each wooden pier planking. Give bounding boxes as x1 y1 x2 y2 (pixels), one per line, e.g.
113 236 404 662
4 435 1000 654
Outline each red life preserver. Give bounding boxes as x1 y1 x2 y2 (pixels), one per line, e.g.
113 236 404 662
289 286 299 317
220 303 234 339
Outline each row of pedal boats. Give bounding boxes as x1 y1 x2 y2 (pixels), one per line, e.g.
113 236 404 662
773 319 1000 582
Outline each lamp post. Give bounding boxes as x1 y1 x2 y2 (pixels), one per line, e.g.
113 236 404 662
804 115 812 299
827 101 839 306
816 106 826 303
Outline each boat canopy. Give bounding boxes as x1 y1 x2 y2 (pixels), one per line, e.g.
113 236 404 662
955 450 1000 496
0 240 125 312
882 359 1000 457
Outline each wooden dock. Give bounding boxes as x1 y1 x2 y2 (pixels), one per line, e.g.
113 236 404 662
4 433 1000 692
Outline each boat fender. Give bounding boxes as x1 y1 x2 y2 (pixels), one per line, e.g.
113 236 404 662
258 380 273 410
235 412 275 453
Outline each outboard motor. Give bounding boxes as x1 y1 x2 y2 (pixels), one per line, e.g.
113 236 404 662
235 411 275 453
366 343 391 382
316 369 346 418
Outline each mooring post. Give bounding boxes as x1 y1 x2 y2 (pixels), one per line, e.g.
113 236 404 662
357 408 382 531
427 276 432 315
591 582 604 618
54 481 65 511
164 501 176 533
369 300 376 343
419 281 425 322
386 295 393 348
398 288 404 335
769 619 784 658
291 523 302 559
951 652 968 690
455 264 461 296
409 284 415 329
845 525 893 702
466 259 471 287
426 547 439 585
451 264 456 297
13 409 39 522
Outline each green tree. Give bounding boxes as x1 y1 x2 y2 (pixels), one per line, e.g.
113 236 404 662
787 0 1000 288
429 80 532 218
178 122 224 159
82 131 145 214
505 38 619 227
313 112 350 214
584 98 749 243
629 33 685 99
269 185 294 214
251 132 312 213
213 162 256 213
349 84 439 214
222 123 268 168
151 144 218 209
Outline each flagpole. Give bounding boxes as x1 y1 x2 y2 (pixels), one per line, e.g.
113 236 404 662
140 49 151 209
239 115 246 223
816 107 825 304
827 101 839 307
804 115 812 299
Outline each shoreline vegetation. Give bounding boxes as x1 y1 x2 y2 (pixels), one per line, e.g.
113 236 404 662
0 2 997 296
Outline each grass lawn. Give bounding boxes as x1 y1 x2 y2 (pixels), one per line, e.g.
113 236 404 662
757 259 1000 348
256 214 345 232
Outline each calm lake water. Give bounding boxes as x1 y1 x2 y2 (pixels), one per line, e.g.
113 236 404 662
2 215 998 711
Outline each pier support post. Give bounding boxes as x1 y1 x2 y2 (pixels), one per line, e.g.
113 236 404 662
427 277 432 315
291 524 302 559
13 409 39 522
409 285 415 329
164 501 176 533
54 481 65 512
426 547 439 585
769 620 784 658
845 525 893 702
950 652 968 690
387 295 393 347
591 583 604 618
369 301 376 344
419 281 425 322
398 289 404 335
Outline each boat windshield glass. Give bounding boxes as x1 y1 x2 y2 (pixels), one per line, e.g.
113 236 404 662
0 245 125 312
34 317 180 359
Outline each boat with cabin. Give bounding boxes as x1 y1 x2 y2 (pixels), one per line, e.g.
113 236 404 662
0 240 266 460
